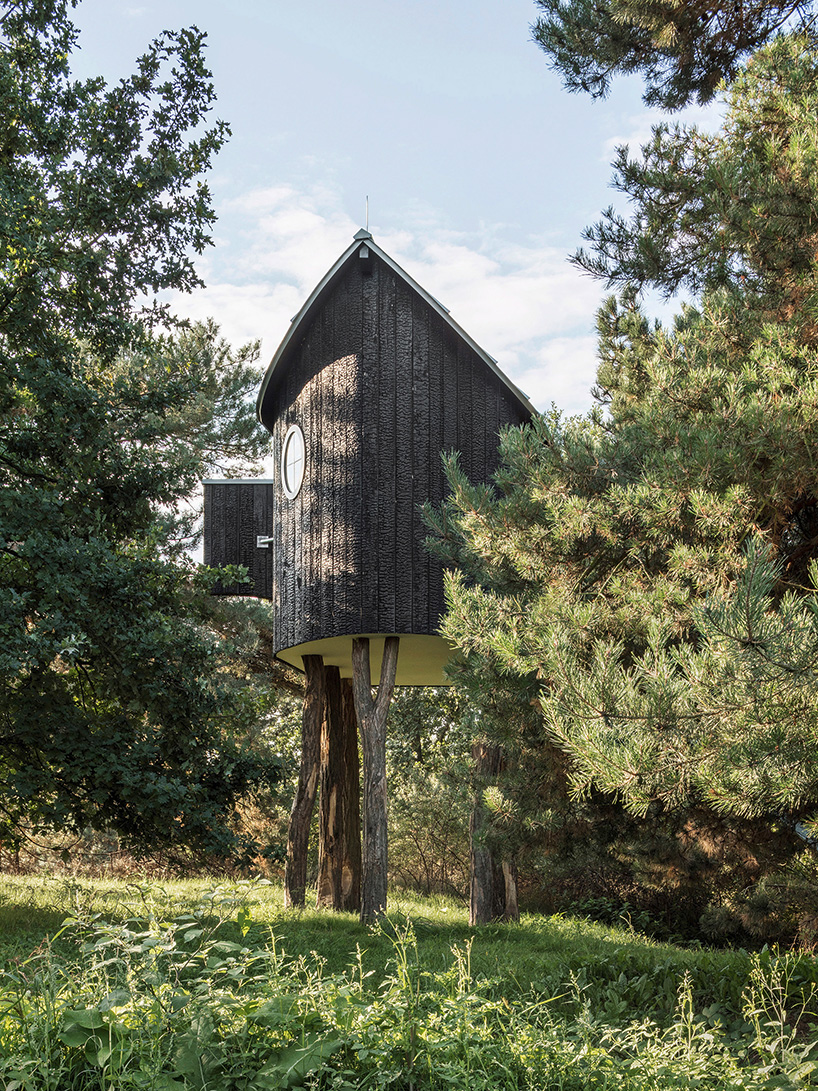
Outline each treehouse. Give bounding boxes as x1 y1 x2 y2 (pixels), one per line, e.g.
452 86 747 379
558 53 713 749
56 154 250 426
205 230 534 682
203 230 534 919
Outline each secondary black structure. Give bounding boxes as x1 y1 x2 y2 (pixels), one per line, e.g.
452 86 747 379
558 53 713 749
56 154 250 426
205 230 534 683
204 479 274 598
204 230 534 921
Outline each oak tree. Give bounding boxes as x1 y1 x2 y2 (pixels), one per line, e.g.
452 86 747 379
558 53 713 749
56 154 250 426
0 0 277 859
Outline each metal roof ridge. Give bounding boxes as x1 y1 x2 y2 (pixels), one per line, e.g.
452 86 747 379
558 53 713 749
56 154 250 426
364 239 536 417
256 232 537 421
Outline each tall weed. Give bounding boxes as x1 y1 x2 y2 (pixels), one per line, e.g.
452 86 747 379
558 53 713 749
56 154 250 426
742 949 818 1086
0 882 817 1089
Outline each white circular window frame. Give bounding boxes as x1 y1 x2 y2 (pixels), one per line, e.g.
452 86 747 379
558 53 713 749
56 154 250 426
281 423 306 499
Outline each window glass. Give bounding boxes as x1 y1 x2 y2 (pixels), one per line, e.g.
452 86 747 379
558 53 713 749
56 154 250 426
281 424 305 499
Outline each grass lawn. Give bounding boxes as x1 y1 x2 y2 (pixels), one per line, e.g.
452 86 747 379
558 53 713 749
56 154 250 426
0 874 815 1088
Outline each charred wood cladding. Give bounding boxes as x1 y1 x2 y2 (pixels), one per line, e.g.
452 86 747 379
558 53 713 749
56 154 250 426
204 232 534 685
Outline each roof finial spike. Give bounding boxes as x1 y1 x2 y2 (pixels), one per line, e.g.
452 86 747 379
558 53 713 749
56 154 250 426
365 194 369 232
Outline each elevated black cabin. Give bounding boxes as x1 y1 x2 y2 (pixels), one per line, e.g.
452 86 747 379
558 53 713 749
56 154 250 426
205 231 534 684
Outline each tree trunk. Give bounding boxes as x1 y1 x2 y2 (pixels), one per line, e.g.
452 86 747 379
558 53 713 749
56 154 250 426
340 678 362 911
316 671 363 912
469 741 519 925
352 636 400 923
502 859 520 922
284 655 324 908
316 666 342 908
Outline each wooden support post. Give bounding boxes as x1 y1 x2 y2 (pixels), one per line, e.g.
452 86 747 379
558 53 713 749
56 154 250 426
502 860 520 922
340 678 362 912
316 666 344 909
316 672 363 912
284 655 325 908
352 636 400 923
469 741 519 925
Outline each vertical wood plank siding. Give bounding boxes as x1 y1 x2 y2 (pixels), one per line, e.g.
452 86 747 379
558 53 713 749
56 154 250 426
426 315 448 624
394 271 414 632
411 293 430 634
254 251 530 655
377 263 397 633
203 482 274 597
361 266 380 633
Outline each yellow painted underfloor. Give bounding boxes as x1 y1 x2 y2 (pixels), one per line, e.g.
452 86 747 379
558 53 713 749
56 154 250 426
275 633 455 686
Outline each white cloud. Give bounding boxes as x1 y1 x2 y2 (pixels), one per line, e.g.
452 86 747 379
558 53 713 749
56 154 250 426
375 229 604 414
519 336 600 415
167 183 605 417
602 113 657 162
165 280 303 354
222 184 357 287
602 99 726 162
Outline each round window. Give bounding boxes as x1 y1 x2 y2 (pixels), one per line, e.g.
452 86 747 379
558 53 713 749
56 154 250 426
281 424 305 499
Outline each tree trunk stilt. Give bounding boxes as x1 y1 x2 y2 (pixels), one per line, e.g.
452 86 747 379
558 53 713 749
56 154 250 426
469 742 519 925
340 678 362 912
316 671 363 912
316 666 344 909
284 655 325 908
352 636 400 923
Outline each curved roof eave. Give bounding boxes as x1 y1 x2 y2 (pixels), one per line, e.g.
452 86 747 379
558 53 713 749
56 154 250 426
256 233 538 424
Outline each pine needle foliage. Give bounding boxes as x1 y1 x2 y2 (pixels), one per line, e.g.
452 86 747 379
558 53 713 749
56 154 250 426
430 35 818 943
532 0 816 108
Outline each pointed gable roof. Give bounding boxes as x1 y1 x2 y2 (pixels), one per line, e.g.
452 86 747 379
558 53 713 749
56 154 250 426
256 231 537 428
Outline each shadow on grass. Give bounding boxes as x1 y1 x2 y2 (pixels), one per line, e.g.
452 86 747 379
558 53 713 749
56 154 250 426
0 874 757 1015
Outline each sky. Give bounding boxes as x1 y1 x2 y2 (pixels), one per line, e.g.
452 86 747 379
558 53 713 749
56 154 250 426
70 0 718 417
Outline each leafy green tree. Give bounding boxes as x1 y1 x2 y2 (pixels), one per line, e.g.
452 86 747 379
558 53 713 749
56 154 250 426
0 0 279 860
531 0 815 108
116 321 271 560
431 34 818 941
386 687 472 899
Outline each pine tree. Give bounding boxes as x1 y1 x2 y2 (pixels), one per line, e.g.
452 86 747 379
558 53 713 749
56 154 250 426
431 34 818 942
532 0 815 108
